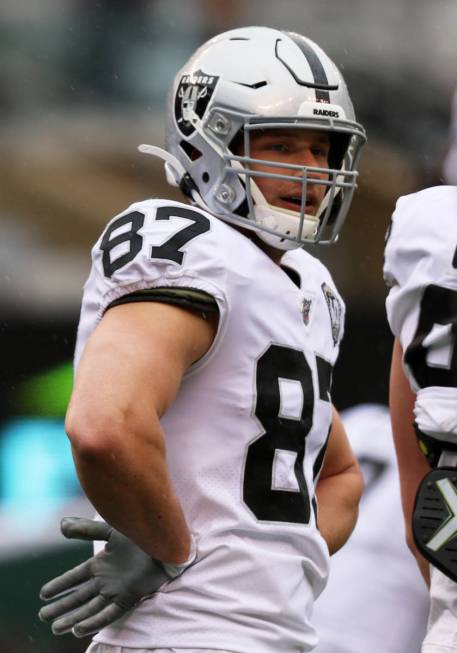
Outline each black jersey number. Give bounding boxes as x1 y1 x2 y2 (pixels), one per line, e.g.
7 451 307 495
404 284 457 389
100 206 210 277
243 344 329 524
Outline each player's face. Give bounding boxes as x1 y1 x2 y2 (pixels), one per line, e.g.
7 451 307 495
247 128 330 215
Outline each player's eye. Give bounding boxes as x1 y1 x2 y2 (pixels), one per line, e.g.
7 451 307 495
265 142 289 153
311 145 329 159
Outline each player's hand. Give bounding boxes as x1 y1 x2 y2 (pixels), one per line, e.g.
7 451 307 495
39 517 195 638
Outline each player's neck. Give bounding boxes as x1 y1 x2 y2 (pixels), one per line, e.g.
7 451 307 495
229 223 284 265
253 238 284 265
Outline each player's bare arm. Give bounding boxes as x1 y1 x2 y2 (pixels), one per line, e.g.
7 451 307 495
315 407 364 555
389 338 430 584
65 301 217 564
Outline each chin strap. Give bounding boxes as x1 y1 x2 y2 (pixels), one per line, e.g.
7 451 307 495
138 144 208 211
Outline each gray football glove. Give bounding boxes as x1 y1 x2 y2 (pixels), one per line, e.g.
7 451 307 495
39 517 196 638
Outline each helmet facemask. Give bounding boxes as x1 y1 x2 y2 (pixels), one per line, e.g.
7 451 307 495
223 118 365 249
163 104 366 249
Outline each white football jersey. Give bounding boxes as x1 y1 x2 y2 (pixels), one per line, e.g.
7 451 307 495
75 199 345 653
384 186 457 444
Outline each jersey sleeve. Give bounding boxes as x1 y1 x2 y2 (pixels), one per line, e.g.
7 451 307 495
383 186 457 445
384 186 457 343
74 199 229 368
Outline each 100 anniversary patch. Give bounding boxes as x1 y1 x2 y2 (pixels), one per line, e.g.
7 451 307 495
174 69 219 137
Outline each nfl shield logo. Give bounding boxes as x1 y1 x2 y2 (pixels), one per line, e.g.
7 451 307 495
302 298 313 326
174 69 219 136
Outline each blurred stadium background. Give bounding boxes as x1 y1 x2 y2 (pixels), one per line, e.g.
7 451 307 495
0 1 456 650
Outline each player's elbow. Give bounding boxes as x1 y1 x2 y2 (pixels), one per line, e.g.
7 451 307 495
65 406 126 461
353 461 365 505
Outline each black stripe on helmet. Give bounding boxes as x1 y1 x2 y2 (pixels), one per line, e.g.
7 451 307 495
277 32 338 102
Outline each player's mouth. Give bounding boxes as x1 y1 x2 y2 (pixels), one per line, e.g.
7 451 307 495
278 194 317 213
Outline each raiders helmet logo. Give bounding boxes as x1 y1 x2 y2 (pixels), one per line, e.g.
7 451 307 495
174 69 219 136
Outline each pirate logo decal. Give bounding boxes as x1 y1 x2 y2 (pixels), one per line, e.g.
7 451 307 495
321 282 342 346
174 69 219 136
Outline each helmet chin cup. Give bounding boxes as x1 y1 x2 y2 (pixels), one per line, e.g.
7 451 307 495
254 204 319 251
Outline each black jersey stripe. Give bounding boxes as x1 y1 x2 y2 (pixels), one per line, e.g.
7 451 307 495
106 287 218 316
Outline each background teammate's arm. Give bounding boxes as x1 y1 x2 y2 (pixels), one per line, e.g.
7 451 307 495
390 338 431 584
65 301 217 564
315 407 364 555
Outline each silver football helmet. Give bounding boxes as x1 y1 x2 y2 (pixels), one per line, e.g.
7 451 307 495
140 26 366 249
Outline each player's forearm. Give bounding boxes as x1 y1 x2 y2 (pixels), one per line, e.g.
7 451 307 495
67 413 191 565
389 339 431 585
315 464 363 555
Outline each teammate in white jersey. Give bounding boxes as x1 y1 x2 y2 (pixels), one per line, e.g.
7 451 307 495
384 185 457 652
39 27 366 653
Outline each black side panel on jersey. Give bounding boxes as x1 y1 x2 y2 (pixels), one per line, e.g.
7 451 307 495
316 355 333 401
106 287 219 316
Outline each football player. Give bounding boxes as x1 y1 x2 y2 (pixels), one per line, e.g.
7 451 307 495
39 27 366 653
384 183 457 652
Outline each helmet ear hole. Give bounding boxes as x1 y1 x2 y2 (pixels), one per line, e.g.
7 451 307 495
202 172 210 183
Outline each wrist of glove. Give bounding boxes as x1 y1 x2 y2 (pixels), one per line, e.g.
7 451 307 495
161 534 197 579
39 517 196 639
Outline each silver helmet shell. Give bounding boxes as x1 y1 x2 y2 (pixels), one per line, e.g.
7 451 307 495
165 26 366 249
